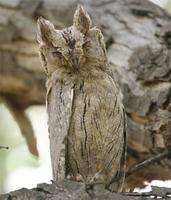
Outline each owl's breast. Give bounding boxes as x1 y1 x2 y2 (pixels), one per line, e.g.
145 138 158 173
66 73 125 185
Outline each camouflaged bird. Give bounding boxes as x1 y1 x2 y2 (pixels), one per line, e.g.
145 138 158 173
37 5 126 192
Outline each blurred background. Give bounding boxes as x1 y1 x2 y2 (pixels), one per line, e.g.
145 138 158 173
0 0 171 194
0 105 51 193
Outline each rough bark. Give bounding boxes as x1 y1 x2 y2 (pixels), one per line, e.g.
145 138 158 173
0 0 171 190
1 180 171 200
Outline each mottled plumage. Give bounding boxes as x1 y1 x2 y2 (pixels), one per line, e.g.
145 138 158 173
37 6 126 192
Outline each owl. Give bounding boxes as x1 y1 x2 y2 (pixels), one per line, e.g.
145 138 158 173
37 5 126 192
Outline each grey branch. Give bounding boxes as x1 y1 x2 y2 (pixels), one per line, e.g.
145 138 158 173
126 149 171 177
1 181 171 200
0 0 171 192
0 146 9 149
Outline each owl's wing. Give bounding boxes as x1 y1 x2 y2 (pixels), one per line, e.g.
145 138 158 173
46 73 74 181
91 75 126 192
108 107 127 192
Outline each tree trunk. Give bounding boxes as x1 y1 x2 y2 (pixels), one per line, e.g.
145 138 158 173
0 0 171 190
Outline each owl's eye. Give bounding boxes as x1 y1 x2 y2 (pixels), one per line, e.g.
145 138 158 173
51 51 62 57
83 39 91 48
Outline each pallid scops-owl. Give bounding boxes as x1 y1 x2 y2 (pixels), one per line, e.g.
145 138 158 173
37 5 126 192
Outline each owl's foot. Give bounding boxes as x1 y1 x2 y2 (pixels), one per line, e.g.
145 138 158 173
66 173 84 182
85 183 105 197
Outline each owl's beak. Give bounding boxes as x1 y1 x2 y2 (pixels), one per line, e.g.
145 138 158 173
73 56 79 68
71 50 79 68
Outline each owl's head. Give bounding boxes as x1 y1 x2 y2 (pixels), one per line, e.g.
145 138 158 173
37 5 107 75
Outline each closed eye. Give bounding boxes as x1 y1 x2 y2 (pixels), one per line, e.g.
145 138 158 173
51 51 62 57
83 39 91 48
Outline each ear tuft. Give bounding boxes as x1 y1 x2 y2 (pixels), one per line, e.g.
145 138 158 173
37 16 56 44
73 5 92 34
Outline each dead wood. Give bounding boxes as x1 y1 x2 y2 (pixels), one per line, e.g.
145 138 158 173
1 180 171 200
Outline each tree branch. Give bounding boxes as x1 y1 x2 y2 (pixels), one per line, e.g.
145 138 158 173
0 146 9 149
1 181 171 200
126 149 171 177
